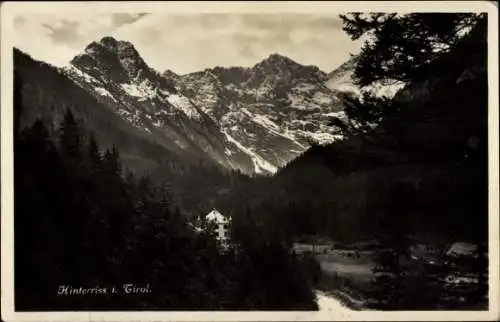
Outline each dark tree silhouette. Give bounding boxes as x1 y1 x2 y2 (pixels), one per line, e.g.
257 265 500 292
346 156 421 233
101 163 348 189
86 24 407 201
340 13 483 86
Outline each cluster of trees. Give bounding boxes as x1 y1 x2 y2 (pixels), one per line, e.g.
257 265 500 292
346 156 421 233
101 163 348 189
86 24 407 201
339 12 483 86
14 102 318 310
148 158 252 219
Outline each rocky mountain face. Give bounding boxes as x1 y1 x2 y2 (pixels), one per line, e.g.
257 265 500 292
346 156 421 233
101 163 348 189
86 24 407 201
64 37 255 175
61 37 351 176
325 56 406 99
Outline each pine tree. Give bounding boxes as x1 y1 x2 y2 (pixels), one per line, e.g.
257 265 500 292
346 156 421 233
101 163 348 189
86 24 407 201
102 144 122 179
339 13 483 86
87 133 101 169
59 108 82 163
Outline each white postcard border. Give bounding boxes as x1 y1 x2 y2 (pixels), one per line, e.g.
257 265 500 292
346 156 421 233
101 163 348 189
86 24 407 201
1 1 499 321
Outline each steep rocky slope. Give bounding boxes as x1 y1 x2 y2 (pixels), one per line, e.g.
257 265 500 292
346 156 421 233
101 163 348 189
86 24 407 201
63 37 255 174
325 56 406 99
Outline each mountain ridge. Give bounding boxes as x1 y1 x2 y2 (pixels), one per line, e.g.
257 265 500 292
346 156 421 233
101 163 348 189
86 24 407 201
56 36 353 175
164 52 328 78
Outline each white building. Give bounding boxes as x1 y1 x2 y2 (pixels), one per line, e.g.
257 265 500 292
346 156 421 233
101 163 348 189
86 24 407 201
205 209 232 248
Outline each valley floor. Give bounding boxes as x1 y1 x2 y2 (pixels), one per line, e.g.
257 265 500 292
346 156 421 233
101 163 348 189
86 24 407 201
294 243 374 309
295 241 487 311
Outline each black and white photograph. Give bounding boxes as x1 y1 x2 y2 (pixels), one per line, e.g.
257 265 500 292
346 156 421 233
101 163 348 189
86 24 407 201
1 1 499 321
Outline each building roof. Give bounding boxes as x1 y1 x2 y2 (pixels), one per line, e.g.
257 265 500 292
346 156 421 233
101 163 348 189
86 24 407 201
446 242 478 256
206 209 229 223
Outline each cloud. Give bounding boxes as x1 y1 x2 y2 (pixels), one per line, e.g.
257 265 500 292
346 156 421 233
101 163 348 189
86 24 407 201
13 13 150 66
13 15 81 66
13 13 362 74
42 20 82 47
111 13 148 27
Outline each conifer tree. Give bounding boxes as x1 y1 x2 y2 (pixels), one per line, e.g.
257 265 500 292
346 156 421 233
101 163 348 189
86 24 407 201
339 13 482 86
87 133 101 169
59 108 82 163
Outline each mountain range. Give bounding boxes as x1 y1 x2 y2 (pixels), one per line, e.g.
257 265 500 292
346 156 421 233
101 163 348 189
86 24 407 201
14 36 400 176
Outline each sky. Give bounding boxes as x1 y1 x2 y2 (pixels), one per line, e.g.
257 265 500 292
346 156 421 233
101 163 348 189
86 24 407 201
13 13 364 75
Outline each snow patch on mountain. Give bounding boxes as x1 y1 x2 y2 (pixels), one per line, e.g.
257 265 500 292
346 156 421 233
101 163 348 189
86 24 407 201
363 81 406 98
120 80 157 100
326 57 406 99
326 69 357 94
312 91 334 105
94 87 117 101
116 108 145 130
325 111 348 119
64 65 101 85
297 130 344 145
166 94 202 120
295 83 316 92
223 131 277 174
224 148 233 156
238 108 307 149
252 114 281 132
